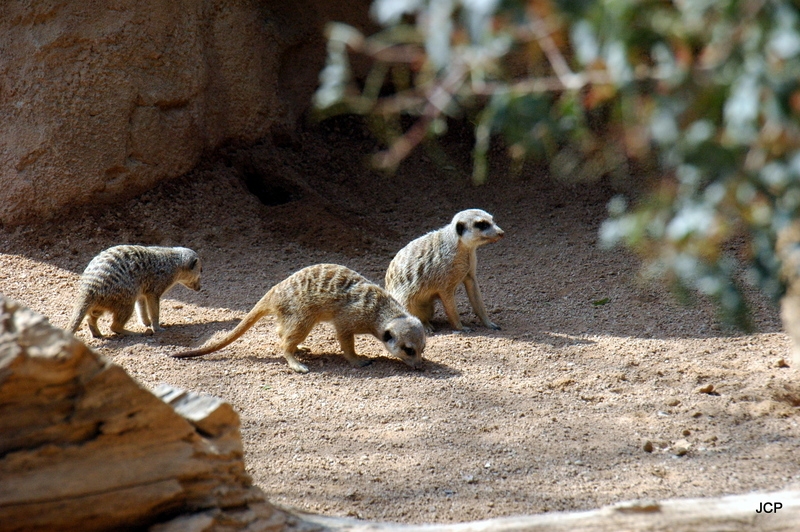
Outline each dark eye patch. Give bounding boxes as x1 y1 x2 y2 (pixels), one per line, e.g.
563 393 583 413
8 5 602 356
402 346 416 357
383 330 394 342
475 221 491 231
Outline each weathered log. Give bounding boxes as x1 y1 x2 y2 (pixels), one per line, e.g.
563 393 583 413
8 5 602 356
294 490 800 531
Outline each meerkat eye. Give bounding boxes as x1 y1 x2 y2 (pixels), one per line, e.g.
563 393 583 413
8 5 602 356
474 221 491 231
402 346 416 357
383 330 394 342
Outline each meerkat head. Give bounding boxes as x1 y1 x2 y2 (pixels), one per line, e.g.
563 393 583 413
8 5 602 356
452 209 504 248
381 316 426 370
176 248 203 291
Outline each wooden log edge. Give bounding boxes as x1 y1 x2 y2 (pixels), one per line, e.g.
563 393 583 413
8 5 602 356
286 489 800 532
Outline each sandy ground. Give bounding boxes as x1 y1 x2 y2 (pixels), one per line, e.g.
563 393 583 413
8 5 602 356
1 118 799 524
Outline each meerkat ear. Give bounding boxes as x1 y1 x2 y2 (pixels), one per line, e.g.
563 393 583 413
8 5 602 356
188 258 198 270
456 222 466 236
383 330 393 342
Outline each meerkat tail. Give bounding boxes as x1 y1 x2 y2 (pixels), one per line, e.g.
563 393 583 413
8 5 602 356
171 293 273 358
66 297 91 333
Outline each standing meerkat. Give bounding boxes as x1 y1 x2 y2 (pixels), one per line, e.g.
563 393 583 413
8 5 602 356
385 208 504 332
172 263 426 374
67 245 202 337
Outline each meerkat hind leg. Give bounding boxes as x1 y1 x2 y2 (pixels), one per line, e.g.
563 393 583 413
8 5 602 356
280 341 310 374
87 310 104 338
109 305 138 336
439 291 469 332
409 298 436 334
277 322 312 373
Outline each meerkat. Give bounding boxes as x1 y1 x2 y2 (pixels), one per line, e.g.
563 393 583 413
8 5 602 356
172 263 426 374
67 245 202 337
385 208 504 332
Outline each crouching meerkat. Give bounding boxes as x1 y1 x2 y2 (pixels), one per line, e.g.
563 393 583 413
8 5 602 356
67 245 202 337
385 208 504 332
172 263 426 374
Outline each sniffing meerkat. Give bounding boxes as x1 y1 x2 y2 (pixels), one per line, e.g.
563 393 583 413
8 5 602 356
67 245 202 337
385 209 504 332
172 263 426 374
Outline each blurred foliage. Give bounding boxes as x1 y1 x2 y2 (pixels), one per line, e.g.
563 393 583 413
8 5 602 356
314 0 800 330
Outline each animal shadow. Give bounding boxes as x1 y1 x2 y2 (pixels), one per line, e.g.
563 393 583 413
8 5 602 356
75 318 241 348
155 318 242 347
258 350 461 378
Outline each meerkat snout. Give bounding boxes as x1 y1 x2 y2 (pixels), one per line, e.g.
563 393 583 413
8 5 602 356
182 257 203 291
455 214 505 246
381 316 426 369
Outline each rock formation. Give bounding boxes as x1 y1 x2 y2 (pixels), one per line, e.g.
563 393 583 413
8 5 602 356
0 295 286 531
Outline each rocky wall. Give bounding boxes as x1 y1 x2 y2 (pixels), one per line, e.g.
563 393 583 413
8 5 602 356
0 0 370 226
